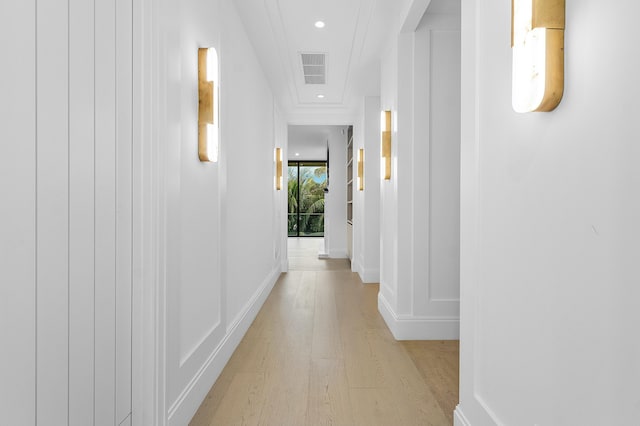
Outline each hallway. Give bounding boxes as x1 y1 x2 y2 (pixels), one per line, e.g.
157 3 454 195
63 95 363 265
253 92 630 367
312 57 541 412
2 0 638 423
189 240 459 425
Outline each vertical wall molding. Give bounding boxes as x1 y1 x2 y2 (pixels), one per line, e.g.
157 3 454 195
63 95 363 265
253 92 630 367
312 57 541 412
457 0 512 423
0 0 136 424
131 0 166 423
114 0 134 422
378 6 460 341
0 2 37 424
68 0 96 423
36 0 70 422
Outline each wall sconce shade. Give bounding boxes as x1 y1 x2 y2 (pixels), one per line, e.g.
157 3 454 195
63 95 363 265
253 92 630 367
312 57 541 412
357 148 364 191
381 110 391 180
275 148 283 190
511 0 565 112
198 47 219 161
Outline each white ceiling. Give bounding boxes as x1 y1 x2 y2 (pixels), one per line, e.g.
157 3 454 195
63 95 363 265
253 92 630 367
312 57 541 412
234 0 458 157
234 0 412 123
288 125 345 161
424 0 460 16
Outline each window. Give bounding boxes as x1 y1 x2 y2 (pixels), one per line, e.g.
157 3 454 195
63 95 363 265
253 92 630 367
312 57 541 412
288 161 327 237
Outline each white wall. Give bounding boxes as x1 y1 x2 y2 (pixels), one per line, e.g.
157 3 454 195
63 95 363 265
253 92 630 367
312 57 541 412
456 0 640 425
276 108 289 272
141 0 286 424
379 32 400 321
413 10 461 318
324 127 348 258
353 96 382 283
0 1 133 425
377 2 461 340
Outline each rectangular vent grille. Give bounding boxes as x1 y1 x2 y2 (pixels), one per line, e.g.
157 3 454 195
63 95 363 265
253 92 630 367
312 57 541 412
301 53 326 85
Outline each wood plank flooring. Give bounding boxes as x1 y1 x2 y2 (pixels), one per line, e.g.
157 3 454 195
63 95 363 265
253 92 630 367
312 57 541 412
190 241 459 426
287 238 351 271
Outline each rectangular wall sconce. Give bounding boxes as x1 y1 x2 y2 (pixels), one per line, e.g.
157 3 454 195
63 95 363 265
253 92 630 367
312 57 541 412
198 47 219 161
275 147 283 190
512 0 565 112
381 110 391 180
357 148 364 191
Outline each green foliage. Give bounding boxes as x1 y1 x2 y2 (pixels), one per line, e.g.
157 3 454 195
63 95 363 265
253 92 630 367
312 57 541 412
288 165 326 236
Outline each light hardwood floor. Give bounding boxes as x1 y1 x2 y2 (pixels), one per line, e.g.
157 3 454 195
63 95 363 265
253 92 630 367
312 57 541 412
287 237 351 271
190 240 459 425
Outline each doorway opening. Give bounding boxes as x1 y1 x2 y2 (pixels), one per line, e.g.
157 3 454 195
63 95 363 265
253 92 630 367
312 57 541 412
288 161 327 237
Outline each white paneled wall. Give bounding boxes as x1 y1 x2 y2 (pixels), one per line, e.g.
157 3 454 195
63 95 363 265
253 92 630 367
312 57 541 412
352 96 381 283
0 0 133 424
143 0 287 424
412 13 461 317
457 0 640 424
377 3 461 340
0 2 37 424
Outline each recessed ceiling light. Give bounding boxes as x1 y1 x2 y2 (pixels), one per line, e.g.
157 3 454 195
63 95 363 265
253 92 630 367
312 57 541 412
295 152 300 156
314 21 325 29
317 94 325 99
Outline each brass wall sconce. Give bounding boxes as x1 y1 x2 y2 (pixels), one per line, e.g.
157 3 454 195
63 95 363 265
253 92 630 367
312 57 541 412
512 0 565 112
357 148 364 191
198 47 219 161
381 110 391 180
275 147 283 190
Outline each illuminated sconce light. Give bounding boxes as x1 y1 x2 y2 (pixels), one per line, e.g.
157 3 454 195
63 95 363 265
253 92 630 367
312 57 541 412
275 147 283 190
512 0 565 112
198 47 219 161
380 110 391 180
357 148 364 191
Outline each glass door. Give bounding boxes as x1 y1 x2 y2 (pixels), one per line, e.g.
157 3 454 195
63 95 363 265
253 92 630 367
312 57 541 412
288 161 327 237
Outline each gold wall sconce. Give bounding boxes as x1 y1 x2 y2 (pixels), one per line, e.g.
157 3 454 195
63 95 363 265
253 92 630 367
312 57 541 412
511 0 565 112
275 147 283 190
381 110 391 180
357 148 364 191
198 47 219 161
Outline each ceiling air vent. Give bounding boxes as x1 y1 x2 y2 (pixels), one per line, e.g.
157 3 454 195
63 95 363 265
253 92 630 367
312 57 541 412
301 52 326 85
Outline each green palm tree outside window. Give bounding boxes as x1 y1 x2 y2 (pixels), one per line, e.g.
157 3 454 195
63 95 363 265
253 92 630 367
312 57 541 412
288 162 327 237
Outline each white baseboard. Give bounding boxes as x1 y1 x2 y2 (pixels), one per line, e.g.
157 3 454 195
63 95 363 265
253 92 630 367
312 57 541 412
167 264 281 426
378 293 459 340
358 267 379 284
352 257 362 275
352 255 378 283
329 249 348 259
454 405 472 426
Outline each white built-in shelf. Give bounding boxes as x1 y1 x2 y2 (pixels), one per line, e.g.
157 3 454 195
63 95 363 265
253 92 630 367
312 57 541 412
346 126 354 225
